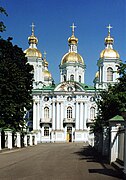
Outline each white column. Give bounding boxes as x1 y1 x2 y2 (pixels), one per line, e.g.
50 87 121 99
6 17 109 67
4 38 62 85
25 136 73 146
37 101 40 130
16 132 21 148
24 135 27 147
4 130 12 149
56 102 60 129
37 63 39 82
29 134 33 146
8 131 12 149
33 100 37 130
60 102 63 130
99 66 101 83
75 102 79 130
52 101 56 130
84 103 87 129
110 126 118 163
80 102 83 130
59 103 61 129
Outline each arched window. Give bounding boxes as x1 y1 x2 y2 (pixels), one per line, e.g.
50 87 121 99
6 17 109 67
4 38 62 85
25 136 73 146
44 107 49 119
107 67 113 81
90 107 95 120
44 126 49 136
70 74 74 81
79 75 81 82
67 106 72 118
64 75 66 82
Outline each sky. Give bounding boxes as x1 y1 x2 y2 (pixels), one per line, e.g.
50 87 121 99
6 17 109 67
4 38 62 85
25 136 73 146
0 0 126 85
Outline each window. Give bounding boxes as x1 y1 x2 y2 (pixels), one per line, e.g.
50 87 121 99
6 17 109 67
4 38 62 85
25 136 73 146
64 75 66 82
44 96 49 102
107 67 113 81
44 127 49 136
44 107 49 119
67 86 73 92
67 96 72 101
70 74 74 81
67 106 72 118
79 75 81 82
90 107 95 120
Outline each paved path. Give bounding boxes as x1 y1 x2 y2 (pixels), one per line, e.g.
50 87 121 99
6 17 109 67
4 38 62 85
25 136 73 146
0 143 123 180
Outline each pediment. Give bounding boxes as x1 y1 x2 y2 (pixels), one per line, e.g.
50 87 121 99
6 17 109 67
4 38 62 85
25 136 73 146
54 81 84 92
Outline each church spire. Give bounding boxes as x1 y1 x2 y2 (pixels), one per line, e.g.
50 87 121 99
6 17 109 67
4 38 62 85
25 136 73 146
105 24 114 49
68 23 78 53
70 23 76 36
31 22 35 36
28 22 38 48
107 24 112 36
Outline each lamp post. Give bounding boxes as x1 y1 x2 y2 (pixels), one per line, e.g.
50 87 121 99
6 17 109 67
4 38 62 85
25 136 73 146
121 111 126 175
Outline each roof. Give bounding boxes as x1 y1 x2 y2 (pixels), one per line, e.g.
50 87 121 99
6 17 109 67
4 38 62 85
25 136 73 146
78 82 95 91
109 115 124 122
32 81 95 93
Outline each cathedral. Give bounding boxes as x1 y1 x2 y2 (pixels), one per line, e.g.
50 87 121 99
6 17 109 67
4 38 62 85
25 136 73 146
24 23 121 143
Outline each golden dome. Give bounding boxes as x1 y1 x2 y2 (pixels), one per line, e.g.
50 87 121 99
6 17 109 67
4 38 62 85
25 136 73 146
100 48 120 59
24 48 42 58
61 52 84 65
43 70 52 79
68 34 78 45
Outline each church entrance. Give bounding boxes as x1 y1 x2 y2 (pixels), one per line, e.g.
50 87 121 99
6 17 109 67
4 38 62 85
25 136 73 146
67 126 72 142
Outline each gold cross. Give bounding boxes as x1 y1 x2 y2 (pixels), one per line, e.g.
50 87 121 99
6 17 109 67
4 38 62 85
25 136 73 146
30 22 35 36
107 24 112 34
43 51 47 58
70 23 76 35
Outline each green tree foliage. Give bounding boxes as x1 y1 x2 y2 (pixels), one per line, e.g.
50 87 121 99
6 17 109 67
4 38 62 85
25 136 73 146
0 7 8 32
92 63 126 133
0 38 33 130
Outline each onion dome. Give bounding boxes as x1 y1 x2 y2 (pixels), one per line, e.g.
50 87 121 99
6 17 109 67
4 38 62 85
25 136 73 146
24 48 42 58
43 52 52 80
24 23 42 58
68 34 78 45
100 24 120 59
43 70 52 79
28 34 38 45
61 52 84 65
61 23 84 65
100 49 120 59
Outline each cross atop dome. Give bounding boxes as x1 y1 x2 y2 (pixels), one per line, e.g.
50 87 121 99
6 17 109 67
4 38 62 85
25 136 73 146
70 23 76 35
107 24 112 35
43 51 47 59
30 22 35 36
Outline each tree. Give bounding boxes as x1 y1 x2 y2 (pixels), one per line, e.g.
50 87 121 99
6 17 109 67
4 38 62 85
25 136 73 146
0 7 8 32
0 38 33 130
92 63 126 133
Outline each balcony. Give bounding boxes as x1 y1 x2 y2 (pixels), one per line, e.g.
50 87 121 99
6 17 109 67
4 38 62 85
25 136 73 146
63 118 75 124
86 118 94 127
40 118 52 124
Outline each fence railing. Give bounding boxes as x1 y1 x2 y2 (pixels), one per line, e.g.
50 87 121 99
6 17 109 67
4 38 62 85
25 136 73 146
0 129 37 150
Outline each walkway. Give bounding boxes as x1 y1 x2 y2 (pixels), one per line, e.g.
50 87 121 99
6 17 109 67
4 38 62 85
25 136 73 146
0 143 123 180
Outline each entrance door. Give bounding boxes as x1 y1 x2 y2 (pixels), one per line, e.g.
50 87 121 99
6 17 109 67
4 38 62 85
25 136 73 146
67 127 72 142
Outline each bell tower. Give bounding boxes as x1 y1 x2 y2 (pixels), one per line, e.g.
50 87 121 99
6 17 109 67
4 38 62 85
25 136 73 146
59 23 86 84
95 24 121 89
